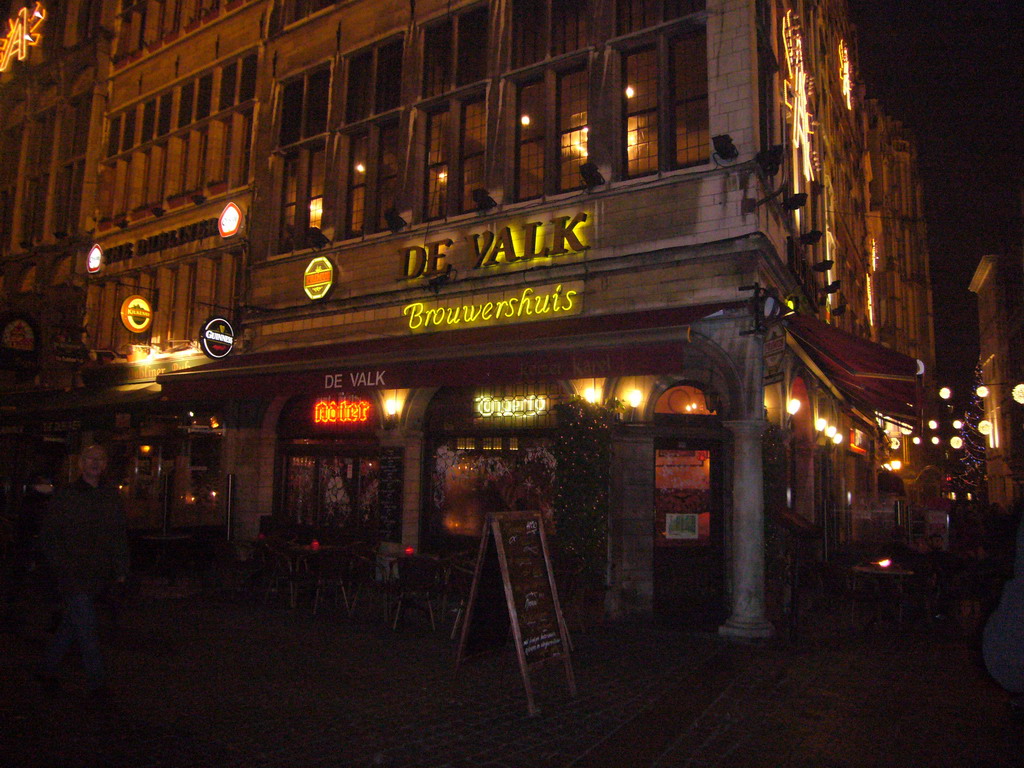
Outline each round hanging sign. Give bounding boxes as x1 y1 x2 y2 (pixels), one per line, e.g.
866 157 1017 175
304 256 334 300
119 295 153 334
199 316 236 359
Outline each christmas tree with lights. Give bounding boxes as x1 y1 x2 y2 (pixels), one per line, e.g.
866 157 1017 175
951 364 988 501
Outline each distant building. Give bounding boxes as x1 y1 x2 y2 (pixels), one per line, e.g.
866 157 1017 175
0 0 935 635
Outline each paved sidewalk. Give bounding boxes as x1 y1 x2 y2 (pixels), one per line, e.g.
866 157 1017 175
2 582 1020 768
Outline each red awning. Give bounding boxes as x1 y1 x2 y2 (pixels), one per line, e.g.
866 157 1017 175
785 314 922 421
157 301 745 401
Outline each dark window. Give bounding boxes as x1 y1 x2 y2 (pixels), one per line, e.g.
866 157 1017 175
280 79 305 146
158 93 173 136
239 54 258 102
346 52 373 123
376 39 404 113
142 99 156 143
513 0 546 67
220 61 239 110
348 38 404 123
671 31 708 168
552 0 588 55
423 20 453 98
108 115 121 157
617 0 704 35
122 109 136 152
196 72 214 121
179 81 195 129
280 66 331 146
456 6 488 86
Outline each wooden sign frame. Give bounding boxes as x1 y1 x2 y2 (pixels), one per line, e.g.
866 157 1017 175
456 511 576 715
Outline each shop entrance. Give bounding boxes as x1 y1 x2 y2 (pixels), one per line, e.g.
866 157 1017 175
279 446 380 536
652 438 725 627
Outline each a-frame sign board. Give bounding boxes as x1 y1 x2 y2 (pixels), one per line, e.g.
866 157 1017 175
456 511 576 715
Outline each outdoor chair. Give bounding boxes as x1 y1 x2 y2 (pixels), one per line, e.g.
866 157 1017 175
391 555 443 631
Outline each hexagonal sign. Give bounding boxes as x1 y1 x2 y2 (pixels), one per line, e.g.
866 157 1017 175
304 256 334 300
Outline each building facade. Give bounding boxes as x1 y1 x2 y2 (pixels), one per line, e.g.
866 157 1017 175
0 0 936 635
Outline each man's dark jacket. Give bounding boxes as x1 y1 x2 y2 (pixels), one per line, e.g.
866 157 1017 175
41 478 130 596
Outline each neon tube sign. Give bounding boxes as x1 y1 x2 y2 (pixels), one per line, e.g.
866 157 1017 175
0 3 45 72
839 40 853 111
475 395 549 419
783 11 818 182
314 399 372 424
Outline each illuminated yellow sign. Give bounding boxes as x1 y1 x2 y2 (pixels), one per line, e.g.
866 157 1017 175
403 212 590 279
783 11 817 182
475 394 549 419
0 3 45 72
402 283 580 333
839 40 853 110
304 256 334 300
866 239 877 326
120 295 153 334
314 399 371 424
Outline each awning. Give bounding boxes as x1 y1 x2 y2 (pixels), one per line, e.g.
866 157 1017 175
158 301 746 401
0 382 165 430
785 314 922 421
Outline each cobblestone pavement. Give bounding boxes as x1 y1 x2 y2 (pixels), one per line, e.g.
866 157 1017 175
2 581 1021 768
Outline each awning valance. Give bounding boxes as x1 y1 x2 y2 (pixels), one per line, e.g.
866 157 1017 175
157 301 745 401
785 314 922 422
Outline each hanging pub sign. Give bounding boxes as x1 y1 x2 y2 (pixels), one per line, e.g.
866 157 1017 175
120 295 153 334
303 256 334 300
0 314 39 370
198 316 236 359
86 244 103 274
218 202 244 238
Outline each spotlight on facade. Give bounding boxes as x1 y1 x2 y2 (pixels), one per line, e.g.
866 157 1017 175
579 161 605 190
712 134 739 161
812 259 834 272
305 227 330 249
755 145 784 177
384 208 407 233
151 205 165 217
831 303 846 316
782 192 807 210
115 217 129 229
190 193 207 205
824 280 841 293
799 230 823 245
471 188 497 211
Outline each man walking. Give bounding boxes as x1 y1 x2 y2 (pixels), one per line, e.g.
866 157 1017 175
37 444 129 698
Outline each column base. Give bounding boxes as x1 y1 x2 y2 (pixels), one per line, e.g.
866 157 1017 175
718 616 775 640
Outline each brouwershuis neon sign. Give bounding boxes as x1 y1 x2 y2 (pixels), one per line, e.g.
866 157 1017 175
314 399 371 424
402 283 580 332
0 3 45 72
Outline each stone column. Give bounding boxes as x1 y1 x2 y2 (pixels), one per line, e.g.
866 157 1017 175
719 418 774 639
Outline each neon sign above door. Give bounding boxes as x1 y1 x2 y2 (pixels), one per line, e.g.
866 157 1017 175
0 3 45 72
314 399 372 424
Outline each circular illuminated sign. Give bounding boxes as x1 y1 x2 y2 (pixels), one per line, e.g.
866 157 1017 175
119 295 153 333
218 202 243 238
303 256 334 300
86 244 103 273
199 316 236 359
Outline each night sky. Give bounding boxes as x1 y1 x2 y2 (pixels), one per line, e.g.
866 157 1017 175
846 0 1024 398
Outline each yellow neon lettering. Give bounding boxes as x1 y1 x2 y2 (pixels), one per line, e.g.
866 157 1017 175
0 4 45 73
402 283 581 332
516 288 536 316
403 302 425 329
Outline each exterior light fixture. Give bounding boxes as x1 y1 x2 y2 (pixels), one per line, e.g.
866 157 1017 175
950 436 964 449
931 436 940 445
755 145 784 177
831 303 847 316
712 134 739 161
1013 383 1024 404
384 208 407 233
815 417 827 431
890 460 902 471
799 230 823 245
939 387 952 400
583 386 600 404
782 192 807 211
824 280 841 294
832 432 843 445
928 419 938 430
305 226 330 249
579 161 605 190
952 419 963 429
912 436 921 445
471 188 497 211
825 425 837 438
627 389 643 409
190 193 207 205
812 259 834 272
786 398 802 415
978 419 992 435
150 205 165 217
976 385 990 398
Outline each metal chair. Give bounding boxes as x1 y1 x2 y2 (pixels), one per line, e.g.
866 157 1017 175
391 555 443 631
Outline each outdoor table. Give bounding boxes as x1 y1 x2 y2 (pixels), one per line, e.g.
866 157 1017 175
850 561 914 626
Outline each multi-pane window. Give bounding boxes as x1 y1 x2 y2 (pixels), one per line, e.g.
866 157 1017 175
422 5 489 98
280 66 330 147
513 0 589 68
21 111 53 246
53 98 91 238
459 99 486 212
557 69 588 191
345 133 368 237
516 81 545 200
616 0 704 35
345 38 403 124
376 123 401 230
278 0 335 28
343 121 401 238
425 110 450 220
621 28 707 177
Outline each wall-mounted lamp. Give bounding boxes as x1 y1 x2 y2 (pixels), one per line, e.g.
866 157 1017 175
627 389 643 409
712 134 739 161
471 188 497 211
824 280 841 294
755 145 784 177
831 303 847 316
115 217 129 229
150 205 165 217
786 398 802 415
53 229 69 239
812 259 834 272
384 208 407 233
190 193 207 205
799 230 823 245
579 161 605 190
428 268 454 294
782 192 808 211
384 397 400 429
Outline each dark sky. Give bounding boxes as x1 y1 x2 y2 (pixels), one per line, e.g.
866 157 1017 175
846 0 1024 396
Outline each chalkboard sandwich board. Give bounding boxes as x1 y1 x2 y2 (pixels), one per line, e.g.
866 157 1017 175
456 511 576 715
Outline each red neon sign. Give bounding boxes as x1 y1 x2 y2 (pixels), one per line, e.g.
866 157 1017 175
314 399 371 424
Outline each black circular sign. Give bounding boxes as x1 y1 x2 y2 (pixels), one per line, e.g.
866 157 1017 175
199 317 236 359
